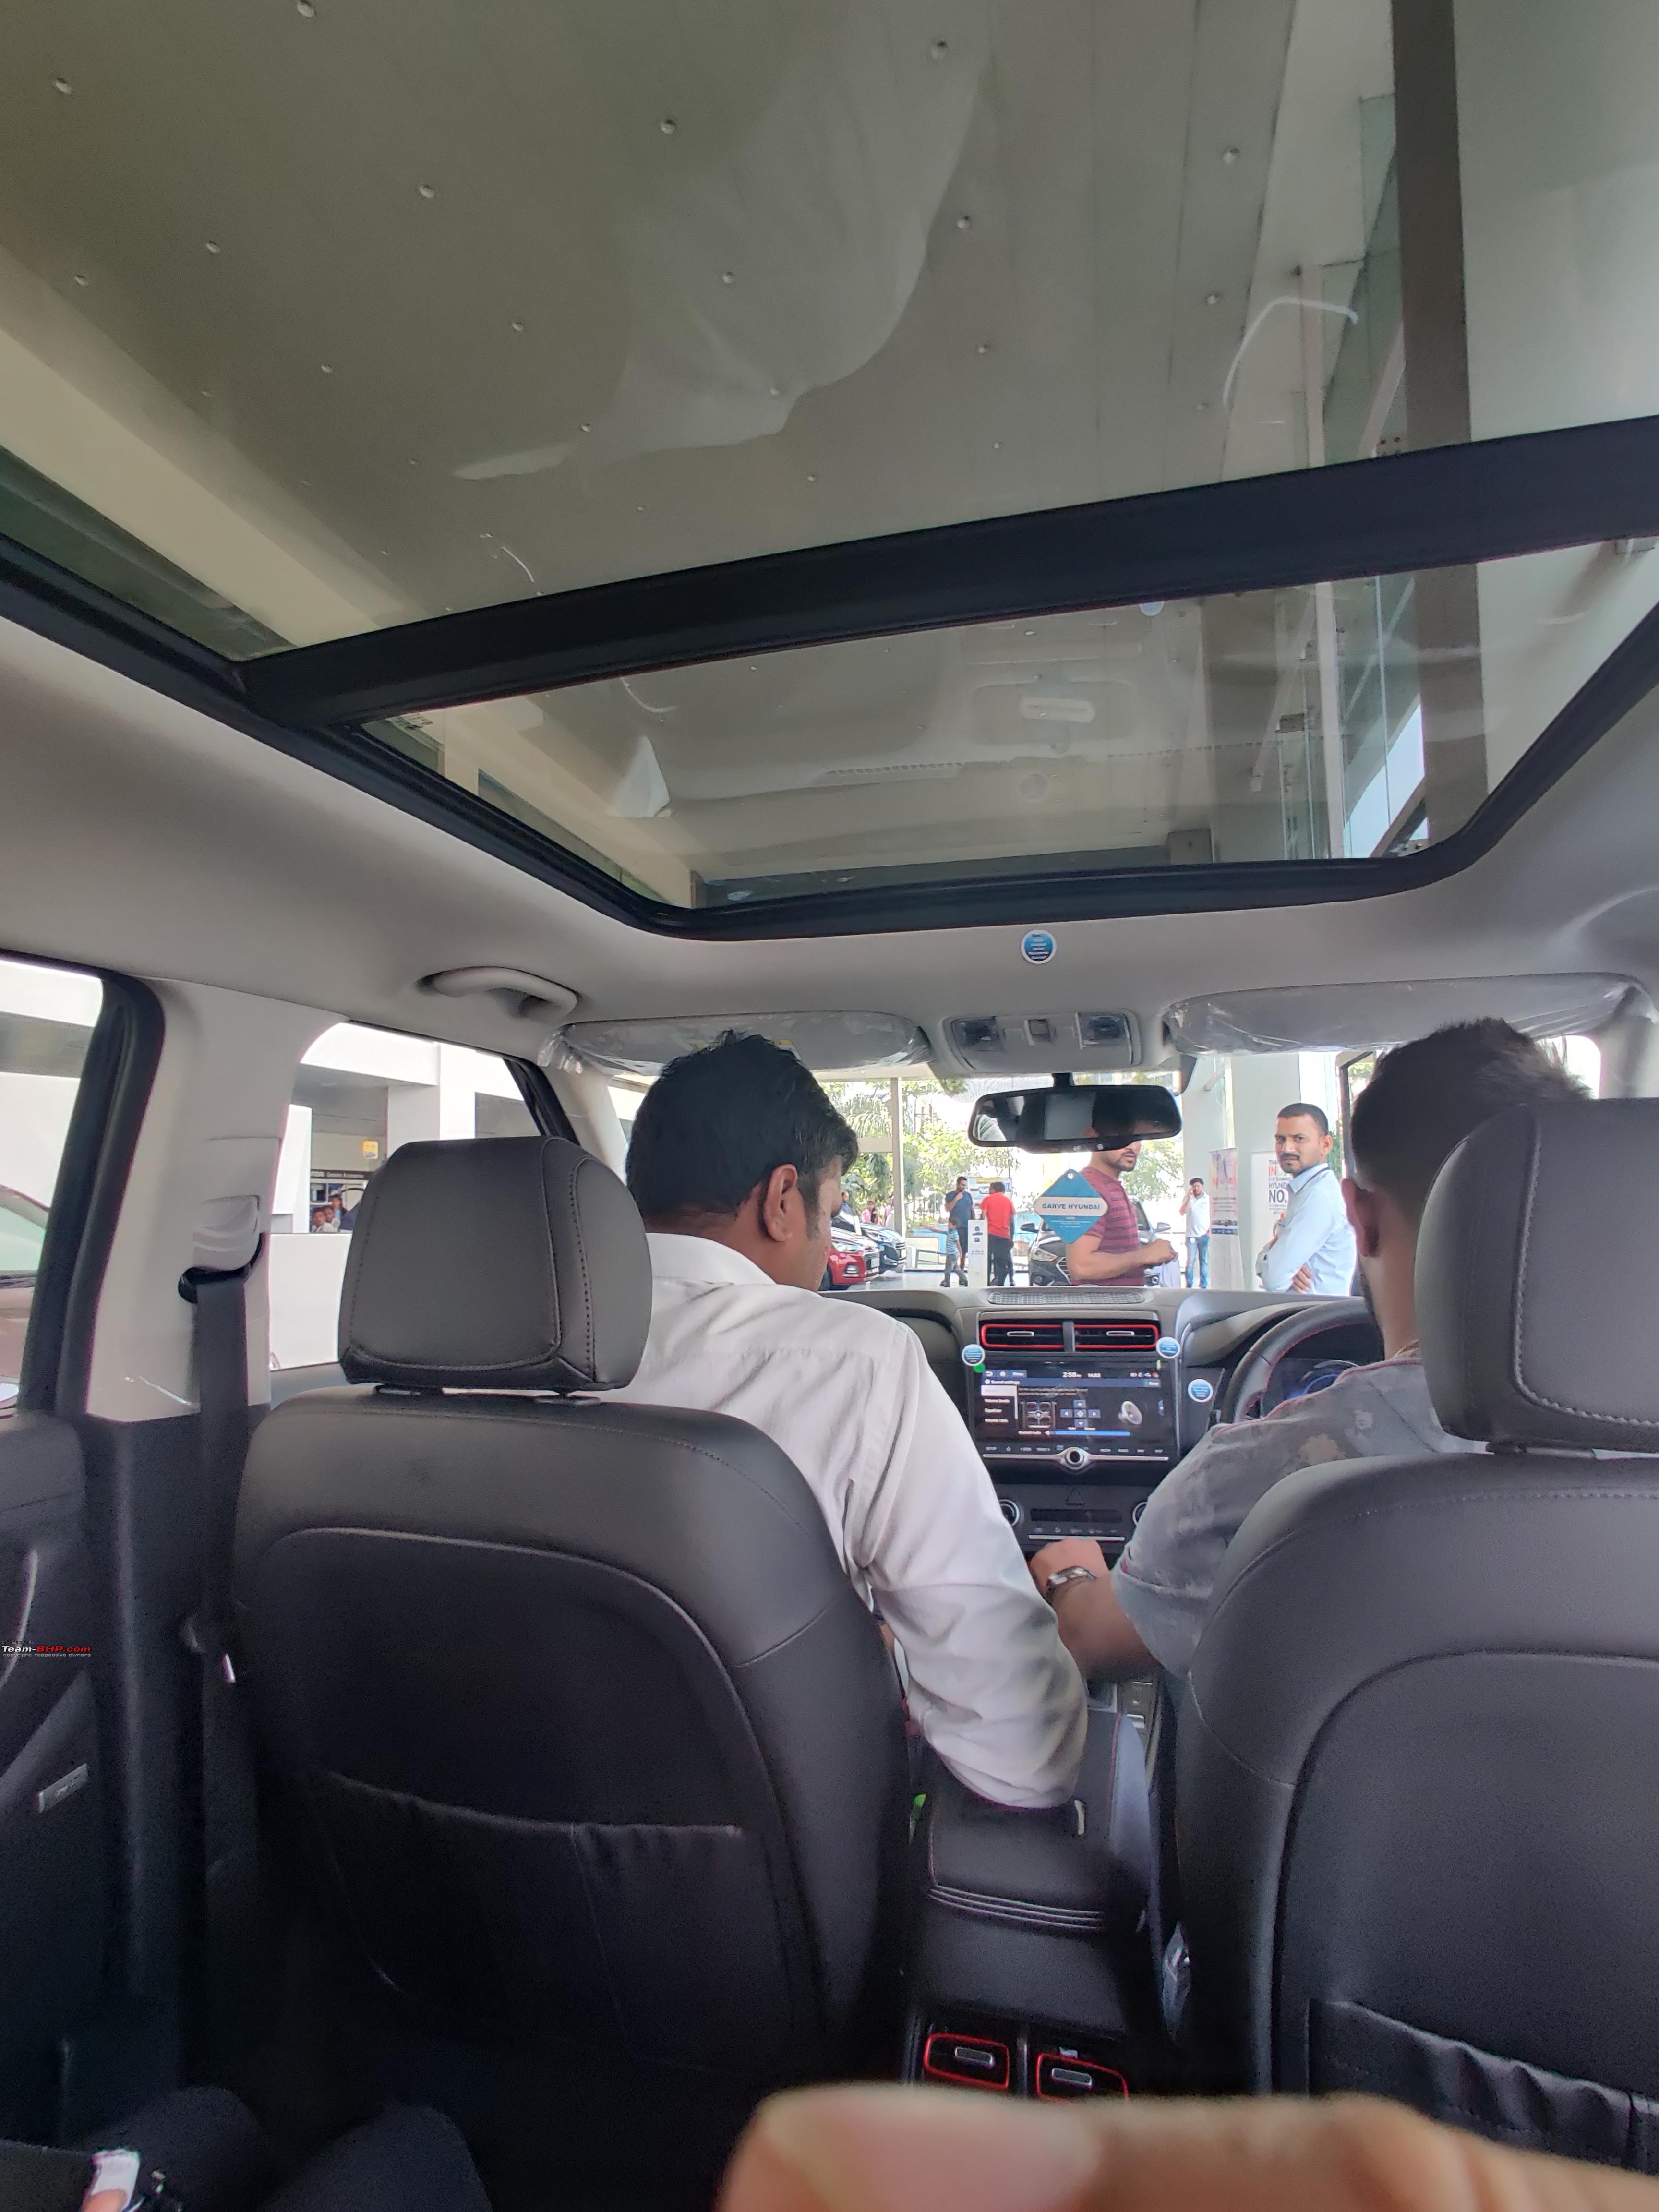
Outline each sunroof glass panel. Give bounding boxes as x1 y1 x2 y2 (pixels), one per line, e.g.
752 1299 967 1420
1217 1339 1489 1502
391 540 1659 908
0 0 1655 652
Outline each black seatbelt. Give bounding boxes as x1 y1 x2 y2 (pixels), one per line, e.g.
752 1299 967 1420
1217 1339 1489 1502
178 1244 263 2070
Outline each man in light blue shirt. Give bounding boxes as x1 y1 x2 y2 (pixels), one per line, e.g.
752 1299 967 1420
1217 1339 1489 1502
1256 1101 1357 1293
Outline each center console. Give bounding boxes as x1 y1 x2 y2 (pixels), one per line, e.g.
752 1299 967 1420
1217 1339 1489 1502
903 1704 1165 2097
970 1316 1178 1552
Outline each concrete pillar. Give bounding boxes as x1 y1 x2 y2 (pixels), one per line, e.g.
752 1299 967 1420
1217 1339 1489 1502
273 1102 312 1232
386 1080 441 1154
1453 0 1659 787
437 1045 478 1142
1391 0 1487 842
889 1078 906 1235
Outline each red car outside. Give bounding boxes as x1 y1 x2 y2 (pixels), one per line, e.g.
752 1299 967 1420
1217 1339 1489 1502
820 1240 868 1291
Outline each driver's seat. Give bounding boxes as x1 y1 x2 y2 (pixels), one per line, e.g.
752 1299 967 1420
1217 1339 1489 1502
1176 1098 1659 2167
235 1135 909 2092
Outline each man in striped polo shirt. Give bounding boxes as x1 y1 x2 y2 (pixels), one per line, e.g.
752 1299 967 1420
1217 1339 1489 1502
1064 1134 1175 1288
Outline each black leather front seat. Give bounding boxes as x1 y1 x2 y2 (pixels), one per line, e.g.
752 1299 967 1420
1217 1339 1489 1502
1176 1098 1659 2166
235 1136 908 2090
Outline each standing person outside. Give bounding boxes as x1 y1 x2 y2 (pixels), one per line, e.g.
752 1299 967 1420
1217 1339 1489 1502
981 1179 1016 1286
1257 1102 1356 1293
1065 1134 1177 1288
943 1176 974 1286
1146 1224 1183 1289
1180 1176 1211 1287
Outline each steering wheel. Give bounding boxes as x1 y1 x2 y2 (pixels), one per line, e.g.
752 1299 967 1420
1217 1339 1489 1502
1213 1299 1381 1424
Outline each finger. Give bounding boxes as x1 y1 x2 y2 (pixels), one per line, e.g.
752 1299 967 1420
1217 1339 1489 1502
719 2087 1659 2212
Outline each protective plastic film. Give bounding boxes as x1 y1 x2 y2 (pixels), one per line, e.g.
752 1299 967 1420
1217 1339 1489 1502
557 1010 927 1076
1164 976 1640 1057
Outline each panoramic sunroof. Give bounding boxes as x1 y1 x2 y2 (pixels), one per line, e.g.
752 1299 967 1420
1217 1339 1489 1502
381 542 1659 909
0 0 1654 652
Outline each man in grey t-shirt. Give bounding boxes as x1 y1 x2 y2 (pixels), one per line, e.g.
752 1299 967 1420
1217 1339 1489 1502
1028 1022 1587 1681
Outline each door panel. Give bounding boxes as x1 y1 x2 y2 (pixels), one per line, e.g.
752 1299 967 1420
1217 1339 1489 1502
0 1413 104 2083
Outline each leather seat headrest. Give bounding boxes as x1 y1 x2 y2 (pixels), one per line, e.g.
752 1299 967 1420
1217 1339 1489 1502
338 1136 650 1392
1417 1098 1659 1450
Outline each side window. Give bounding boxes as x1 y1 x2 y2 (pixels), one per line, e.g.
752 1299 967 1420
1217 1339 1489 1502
0 957 104 1412
269 1023 537 1370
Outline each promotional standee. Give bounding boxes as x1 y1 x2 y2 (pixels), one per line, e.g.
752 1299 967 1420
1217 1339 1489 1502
1208 1148 1243 1289
1250 1153 1293 1273
965 1217 990 1288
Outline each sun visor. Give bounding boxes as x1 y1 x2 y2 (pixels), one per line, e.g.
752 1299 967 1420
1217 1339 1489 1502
558 1010 929 1077
1165 976 1645 1057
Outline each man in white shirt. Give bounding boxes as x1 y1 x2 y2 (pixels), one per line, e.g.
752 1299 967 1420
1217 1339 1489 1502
1256 1102 1357 1294
1027 1021 1586 1682
612 1031 1086 1810
1180 1176 1211 1287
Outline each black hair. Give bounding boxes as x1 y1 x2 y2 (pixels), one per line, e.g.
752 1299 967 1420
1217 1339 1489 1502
1350 1019 1587 1224
1277 1101 1330 1137
989 1179 1006 1193
1190 1176 1205 1187
625 1031 859 1225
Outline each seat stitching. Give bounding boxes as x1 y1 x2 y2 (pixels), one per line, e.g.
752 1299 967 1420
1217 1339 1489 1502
1454 1127 1496 1431
1506 1119 1656 1428
732 1599 839 1667
266 1399 830 1543
1212 1483 1659 1598
569 1153 597 1383
537 1143 563 1377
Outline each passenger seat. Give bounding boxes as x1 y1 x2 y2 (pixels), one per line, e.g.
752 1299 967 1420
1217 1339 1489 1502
233 1137 909 2092
1177 1098 1659 2167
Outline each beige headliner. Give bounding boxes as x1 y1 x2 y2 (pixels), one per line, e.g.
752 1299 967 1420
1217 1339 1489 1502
1 612 1656 1063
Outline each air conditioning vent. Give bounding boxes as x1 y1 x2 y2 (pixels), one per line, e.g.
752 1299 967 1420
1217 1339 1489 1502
1072 1320 1160 1352
980 1321 1065 1352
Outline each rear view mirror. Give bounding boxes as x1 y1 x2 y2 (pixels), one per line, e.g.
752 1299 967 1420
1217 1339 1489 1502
968 1083 1182 1152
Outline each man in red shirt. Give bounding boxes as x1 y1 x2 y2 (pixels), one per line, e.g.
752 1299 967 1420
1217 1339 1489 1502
1065 1137 1176 1288
981 1178 1016 1285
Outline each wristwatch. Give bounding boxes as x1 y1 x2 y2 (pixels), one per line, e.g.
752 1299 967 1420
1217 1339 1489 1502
1044 1564 1099 1600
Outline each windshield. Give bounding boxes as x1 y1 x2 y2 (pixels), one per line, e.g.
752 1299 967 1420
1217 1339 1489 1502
0 0 1656 650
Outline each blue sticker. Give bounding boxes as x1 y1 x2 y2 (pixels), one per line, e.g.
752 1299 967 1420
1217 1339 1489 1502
1034 1169 1107 1246
1187 1376 1214 1404
1156 1335 1180 1361
961 1343 986 1369
1021 929 1057 964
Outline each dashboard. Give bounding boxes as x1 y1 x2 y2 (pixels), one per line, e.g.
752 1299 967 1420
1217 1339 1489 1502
840 1286 1382 1558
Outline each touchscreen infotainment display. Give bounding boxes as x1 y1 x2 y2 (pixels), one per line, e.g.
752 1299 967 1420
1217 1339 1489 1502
975 1357 1174 1463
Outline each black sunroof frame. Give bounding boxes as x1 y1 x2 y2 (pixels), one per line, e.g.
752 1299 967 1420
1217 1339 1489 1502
3 413 1659 939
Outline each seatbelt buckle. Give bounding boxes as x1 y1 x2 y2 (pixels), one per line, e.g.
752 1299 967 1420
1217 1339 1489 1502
180 1612 237 1683
132 2166 188 2212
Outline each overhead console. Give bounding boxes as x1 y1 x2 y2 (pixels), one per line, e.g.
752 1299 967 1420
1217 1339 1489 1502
943 1010 1140 1073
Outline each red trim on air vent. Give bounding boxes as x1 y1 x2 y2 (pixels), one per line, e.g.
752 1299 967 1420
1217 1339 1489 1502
1072 1320 1160 1352
922 2032 1012 2091
980 1321 1065 1351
